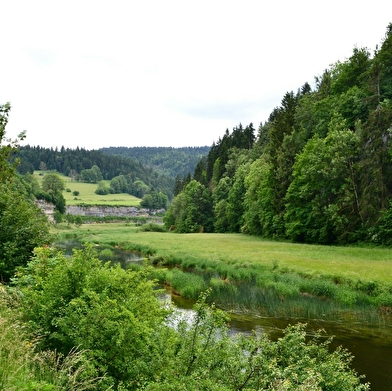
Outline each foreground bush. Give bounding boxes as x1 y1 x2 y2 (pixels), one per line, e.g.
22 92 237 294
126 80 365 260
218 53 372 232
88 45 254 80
12 246 369 390
14 245 170 389
0 286 105 390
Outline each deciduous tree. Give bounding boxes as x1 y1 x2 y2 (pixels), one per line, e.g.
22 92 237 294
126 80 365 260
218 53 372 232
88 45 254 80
164 180 213 233
0 103 50 281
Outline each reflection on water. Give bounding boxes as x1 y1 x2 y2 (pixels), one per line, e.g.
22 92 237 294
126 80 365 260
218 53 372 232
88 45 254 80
171 291 392 391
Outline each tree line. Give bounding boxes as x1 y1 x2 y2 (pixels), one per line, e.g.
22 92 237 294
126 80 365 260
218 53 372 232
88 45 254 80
16 145 175 200
165 23 392 245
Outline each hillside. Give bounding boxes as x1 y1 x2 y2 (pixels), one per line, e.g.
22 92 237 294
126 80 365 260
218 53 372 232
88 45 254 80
33 171 141 207
16 145 175 199
100 146 210 180
167 23 392 245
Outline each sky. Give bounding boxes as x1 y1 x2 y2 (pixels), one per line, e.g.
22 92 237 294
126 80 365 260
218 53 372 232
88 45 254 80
1 1 392 150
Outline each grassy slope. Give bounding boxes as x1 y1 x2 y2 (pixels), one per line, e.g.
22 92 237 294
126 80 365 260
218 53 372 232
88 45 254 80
55 223 392 285
34 171 141 206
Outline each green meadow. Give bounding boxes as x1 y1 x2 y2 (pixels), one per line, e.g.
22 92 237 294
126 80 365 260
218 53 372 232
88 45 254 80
56 223 392 282
34 171 141 206
54 223 392 321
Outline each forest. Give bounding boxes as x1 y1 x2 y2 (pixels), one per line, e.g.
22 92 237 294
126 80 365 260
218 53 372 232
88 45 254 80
166 23 392 245
100 146 210 180
14 145 208 201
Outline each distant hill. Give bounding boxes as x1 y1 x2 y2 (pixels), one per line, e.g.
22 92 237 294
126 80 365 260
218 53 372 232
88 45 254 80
16 145 210 200
100 146 210 180
16 145 175 198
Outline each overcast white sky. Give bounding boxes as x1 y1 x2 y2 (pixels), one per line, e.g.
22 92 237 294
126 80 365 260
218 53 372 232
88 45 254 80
1 1 391 149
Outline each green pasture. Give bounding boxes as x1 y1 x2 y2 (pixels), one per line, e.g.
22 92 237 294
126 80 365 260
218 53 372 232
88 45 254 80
34 171 141 206
54 223 392 321
55 223 392 285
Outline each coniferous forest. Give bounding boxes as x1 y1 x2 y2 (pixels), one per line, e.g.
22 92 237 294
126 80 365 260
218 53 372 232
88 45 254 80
165 24 392 245
100 146 210 180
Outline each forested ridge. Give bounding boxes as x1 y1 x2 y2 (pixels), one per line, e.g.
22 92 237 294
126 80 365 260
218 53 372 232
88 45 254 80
15 145 176 199
100 146 210 180
166 23 392 245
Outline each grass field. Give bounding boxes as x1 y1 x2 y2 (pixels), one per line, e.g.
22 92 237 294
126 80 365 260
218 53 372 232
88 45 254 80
34 171 141 206
54 223 392 321
55 223 392 285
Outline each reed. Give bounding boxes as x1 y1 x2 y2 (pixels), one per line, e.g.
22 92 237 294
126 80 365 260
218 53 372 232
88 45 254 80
52 224 392 323
165 269 207 300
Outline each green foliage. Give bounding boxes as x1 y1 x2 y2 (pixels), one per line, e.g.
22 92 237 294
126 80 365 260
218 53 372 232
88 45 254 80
212 176 232 232
143 291 368 391
164 180 213 233
74 215 83 227
14 245 170 389
38 173 67 214
42 173 65 193
243 158 278 237
242 157 269 235
110 174 131 193
132 179 150 198
0 283 104 390
22 172 42 199
95 181 111 195
100 146 210 182
138 223 167 232
166 269 207 300
174 24 392 245
6 231 370 389
0 102 22 185
285 117 362 243
370 199 392 245
79 164 103 183
205 123 256 186
140 191 168 209
36 189 66 214
226 162 250 232
0 105 51 281
330 47 372 96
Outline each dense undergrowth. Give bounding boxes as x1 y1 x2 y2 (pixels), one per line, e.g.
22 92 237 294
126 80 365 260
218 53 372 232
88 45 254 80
1 245 370 390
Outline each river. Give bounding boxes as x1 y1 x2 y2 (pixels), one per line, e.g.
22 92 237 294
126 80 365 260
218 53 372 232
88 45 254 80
171 292 392 391
61 242 392 390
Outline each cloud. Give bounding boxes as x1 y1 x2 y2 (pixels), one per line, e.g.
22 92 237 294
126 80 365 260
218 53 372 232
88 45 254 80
168 97 278 123
24 48 57 66
1 1 392 149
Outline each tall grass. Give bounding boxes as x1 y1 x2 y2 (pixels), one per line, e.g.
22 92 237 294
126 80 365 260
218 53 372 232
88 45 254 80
52 224 392 323
165 269 207 300
0 286 107 390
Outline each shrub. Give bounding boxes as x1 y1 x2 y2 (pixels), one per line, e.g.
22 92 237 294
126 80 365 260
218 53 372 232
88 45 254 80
138 223 167 232
14 245 170 388
0 182 51 281
0 287 103 390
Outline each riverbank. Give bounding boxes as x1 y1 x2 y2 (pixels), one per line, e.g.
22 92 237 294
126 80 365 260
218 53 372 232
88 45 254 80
53 222 392 325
